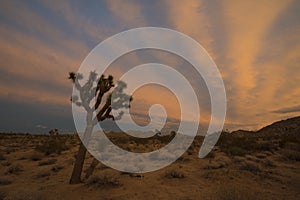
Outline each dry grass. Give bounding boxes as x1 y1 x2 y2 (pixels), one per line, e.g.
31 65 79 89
1 161 11 167
6 164 23 175
239 161 262 173
35 137 69 155
38 158 57 166
0 123 299 200
3 147 16 154
51 165 64 172
86 174 121 187
35 171 51 179
216 132 279 157
208 184 258 200
0 178 12 185
29 153 43 161
164 169 185 179
281 149 300 161
0 191 7 200
0 152 5 161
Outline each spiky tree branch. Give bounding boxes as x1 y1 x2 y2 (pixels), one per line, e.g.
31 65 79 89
68 71 131 184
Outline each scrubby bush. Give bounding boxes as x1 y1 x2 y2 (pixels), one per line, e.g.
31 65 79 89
86 174 121 187
38 158 57 166
217 134 253 156
6 164 23 175
0 178 12 185
51 165 64 172
281 149 300 161
4 147 16 154
227 146 247 157
0 191 7 200
216 132 278 157
254 142 277 152
35 130 68 155
1 161 11 167
279 135 300 148
205 150 215 159
0 152 5 161
30 153 43 161
165 169 185 179
35 171 51 179
239 161 261 173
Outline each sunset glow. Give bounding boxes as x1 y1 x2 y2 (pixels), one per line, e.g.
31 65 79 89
0 0 299 133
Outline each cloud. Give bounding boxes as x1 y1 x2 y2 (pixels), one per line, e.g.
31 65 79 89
0 1 93 107
0 26 77 106
185 0 300 129
40 0 115 42
102 0 299 130
162 0 212 50
105 0 146 27
1 1 300 132
272 105 300 114
219 0 292 112
36 125 47 129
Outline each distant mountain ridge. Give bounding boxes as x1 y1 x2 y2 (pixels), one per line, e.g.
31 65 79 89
257 116 300 136
231 116 300 137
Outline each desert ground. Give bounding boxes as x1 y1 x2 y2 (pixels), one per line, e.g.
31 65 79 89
0 117 299 200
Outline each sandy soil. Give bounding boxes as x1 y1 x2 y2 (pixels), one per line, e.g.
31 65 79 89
0 118 299 200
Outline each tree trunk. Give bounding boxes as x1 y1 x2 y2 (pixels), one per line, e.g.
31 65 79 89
85 158 99 179
69 142 87 184
69 113 94 184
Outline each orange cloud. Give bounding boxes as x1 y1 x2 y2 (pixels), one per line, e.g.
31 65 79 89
162 0 213 50
1 0 300 132
221 0 292 113
105 0 146 27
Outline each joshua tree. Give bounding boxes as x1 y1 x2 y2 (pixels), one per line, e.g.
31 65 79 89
68 71 131 184
48 129 59 136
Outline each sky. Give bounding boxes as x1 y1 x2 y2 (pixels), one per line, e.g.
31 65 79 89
0 0 300 134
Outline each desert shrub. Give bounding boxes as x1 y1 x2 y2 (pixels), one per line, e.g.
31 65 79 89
254 142 276 152
30 153 43 161
177 156 190 162
86 174 121 187
279 135 300 148
227 146 247 157
281 149 300 161
203 161 227 170
35 171 51 179
201 171 215 179
1 161 11 167
0 178 12 185
217 134 256 156
35 137 68 155
38 158 57 166
18 156 26 160
68 138 78 146
239 161 261 173
187 146 195 155
128 173 144 178
4 147 16 154
283 142 300 152
211 184 257 200
6 164 23 175
205 151 215 159
165 169 185 179
255 153 267 159
51 165 64 172
216 133 279 156
261 159 276 168
0 191 7 200
0 153 5 161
